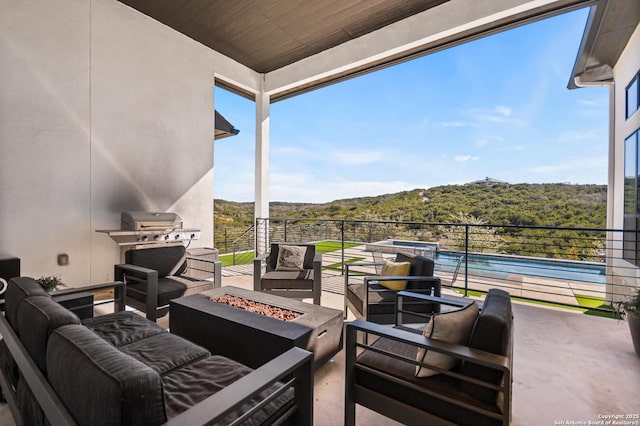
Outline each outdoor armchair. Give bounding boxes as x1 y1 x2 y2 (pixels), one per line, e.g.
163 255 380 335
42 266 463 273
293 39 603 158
254 243 322 305
344 252 441 324
345 288 513 426
115 245 222 321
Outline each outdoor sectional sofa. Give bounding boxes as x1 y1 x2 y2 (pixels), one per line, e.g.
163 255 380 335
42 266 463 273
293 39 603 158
0 277 313 425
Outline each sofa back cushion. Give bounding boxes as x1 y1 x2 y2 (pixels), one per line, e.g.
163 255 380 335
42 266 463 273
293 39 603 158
460 288 512 403
5 277 48 332
17 296 80 373
125 246 187 278
47 325 167 426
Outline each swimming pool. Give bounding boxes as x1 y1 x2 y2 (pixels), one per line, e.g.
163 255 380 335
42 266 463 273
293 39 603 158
435 251 606 284
369 239 607 285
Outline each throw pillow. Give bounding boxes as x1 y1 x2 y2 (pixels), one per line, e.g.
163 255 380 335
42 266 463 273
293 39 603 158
275 245 307 271
378 260 411 290
415 301 479 377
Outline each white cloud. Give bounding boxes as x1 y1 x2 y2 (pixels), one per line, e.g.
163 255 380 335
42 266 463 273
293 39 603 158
455 155 480 162
441 121 475 127
271 179 415 203
464 105 513 123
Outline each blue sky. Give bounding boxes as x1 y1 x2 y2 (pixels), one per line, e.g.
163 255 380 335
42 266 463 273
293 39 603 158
214 7 608 203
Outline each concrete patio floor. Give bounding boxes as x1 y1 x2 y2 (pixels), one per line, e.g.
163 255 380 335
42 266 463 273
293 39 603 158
223 275 640 426
1 274 638 425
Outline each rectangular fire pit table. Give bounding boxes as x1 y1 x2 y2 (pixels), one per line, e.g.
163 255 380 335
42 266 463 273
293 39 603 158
169 286 343 369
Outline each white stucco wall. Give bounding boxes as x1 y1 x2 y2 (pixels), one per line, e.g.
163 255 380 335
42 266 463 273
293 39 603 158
610 22 640 295
0 0 259 286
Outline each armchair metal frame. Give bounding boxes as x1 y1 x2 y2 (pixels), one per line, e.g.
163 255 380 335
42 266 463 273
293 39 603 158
345 291 513 426
115 255 221 322
344 253 441 324
253 243 322 305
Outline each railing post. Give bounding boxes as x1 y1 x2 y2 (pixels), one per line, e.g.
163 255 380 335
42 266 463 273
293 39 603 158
341 220 345 275
464 224 469 297
284 219 288 242
232 241 236 265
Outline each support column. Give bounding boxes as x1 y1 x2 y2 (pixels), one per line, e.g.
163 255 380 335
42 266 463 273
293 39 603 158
255 85 270 255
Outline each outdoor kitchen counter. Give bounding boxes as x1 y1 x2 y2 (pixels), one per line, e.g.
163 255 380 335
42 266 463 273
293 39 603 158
169 286 343 370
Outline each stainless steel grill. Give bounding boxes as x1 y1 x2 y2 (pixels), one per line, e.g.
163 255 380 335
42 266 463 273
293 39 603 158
97 211 201 246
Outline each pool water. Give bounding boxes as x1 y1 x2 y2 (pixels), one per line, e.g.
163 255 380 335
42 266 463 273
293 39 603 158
435 251 606 284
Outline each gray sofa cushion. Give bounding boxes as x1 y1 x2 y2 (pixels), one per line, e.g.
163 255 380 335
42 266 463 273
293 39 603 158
5 277 48 331
1 278 50 391
47 325 167 426
162 355 294 424
460 288 512 404
118 332 210 376
125 246 187 278
83 311 166 347
17 295 80 373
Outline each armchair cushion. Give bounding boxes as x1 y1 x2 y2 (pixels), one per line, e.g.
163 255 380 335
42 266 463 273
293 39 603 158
416 301 479 377
460 289 512 405
127 276 187 307
261 270 314 289
378 260 411 290
275 244 307 271
125 245 187 278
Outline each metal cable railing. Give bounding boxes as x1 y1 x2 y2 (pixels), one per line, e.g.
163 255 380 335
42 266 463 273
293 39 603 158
235 217 638 315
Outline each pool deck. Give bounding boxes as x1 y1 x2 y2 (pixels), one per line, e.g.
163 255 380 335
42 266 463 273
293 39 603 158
279 244 608 308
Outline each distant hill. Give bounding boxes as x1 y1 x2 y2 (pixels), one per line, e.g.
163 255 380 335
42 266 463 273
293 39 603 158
214 183 607 229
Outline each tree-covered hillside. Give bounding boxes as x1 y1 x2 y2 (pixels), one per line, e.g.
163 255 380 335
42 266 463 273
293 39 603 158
214 183 606 229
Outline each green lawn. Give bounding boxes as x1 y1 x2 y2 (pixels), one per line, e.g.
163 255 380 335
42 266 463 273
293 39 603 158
315 241 361 254
217 240 362 267
324 257 365 272
452 289 618 318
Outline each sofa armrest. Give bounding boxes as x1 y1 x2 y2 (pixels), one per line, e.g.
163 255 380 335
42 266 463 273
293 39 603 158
0 314 75 425
165 347 313 426
52 281 126 314
115 264 159 321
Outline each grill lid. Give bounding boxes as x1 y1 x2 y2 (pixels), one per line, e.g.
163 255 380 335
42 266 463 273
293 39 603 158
121 211 183 231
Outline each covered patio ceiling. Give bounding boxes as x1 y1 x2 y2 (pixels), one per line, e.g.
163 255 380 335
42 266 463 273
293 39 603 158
116 0 635 101
117 0 449 74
